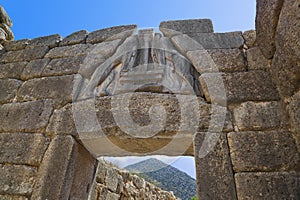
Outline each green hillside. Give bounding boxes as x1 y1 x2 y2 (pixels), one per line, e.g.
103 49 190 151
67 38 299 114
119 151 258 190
125 158 197 200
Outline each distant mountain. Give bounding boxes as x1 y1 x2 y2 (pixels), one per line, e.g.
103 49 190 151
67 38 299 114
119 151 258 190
125 158 197 200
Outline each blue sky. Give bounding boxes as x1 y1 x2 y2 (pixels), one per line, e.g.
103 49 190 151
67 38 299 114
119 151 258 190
1 1 256 178
2 0 255 40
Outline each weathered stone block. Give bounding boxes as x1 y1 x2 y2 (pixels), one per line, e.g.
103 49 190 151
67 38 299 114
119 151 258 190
200 70 280 104
256 0 284 59
228 131 299 172
0 62 27 79
31 136 78 200
0 46 49 63
233 101 285 131
97 186 109 200
29 34 62 48
271 0 300 97
197 102 233 132
287 90 300 150
45 44 91 59
243 30 256 48
187 48 246 73
271 53 300 98
235 172 300 200
42 56 84 76
60 30 88 46
3 39 30 51
247 47 270 70
20 58 50 80
0 133 49 166
194 132 237 200
160 19 214 36
106 191 120 200
46 104 77 136
0 164 37 195
132 175 145 189
189 32 244 49
88 39 122 58
171 34 204 55
17 75 76 108
0 195 28 200
0 100 53 132
86 25 137 44
106 168 122 192
0 79 22 104
96 159 108 184
69 144 98 200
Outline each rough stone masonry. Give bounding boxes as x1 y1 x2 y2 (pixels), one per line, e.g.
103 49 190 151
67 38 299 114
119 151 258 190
0 0 299 199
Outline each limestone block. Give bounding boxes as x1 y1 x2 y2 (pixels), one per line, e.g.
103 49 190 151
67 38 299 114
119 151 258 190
97 186 109 200
287 90 300 150
271 0 300 97
235 172 300 200
132 175 145 189
228 131 299 172
46 104 77 136
200 71 280 104
95 93 232 136
0 133 49 166
42 56 84 76
60 30 88 46
160 19 214 36
29 34 62 48
187 48 246 73
106 191 120 200
86 25 137 44
208 49 246 72
247 47 269 70
88 39 122 58
189 32 244 49
31 136 78 200
106 168 122 192
0 100 53 132
0 164 37 195
256 0 284 59
0 195 28 200
96 160 108 184
197 102 233 132
69 144 98 200
233 101 285 131
45 44 91 59
0 46 49 63
0 62 27 79
0 79 22 104
20 58 50 80
242 30 256 48
3 39 30 51
17 75 76 108
194 132 237 200
272 52 300 98
171 34 204 54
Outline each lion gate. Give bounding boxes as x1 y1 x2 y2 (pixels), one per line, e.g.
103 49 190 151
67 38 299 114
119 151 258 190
0 1 299 199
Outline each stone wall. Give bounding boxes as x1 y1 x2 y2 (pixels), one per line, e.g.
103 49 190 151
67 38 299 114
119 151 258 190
89 159 178 200
0 1 299 199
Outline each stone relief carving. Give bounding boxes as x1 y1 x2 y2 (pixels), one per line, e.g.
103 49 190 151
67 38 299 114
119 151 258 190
79 29 202 99
0 5 14 42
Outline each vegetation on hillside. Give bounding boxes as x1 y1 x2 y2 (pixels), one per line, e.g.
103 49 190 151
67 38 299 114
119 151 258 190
125 158 197 200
